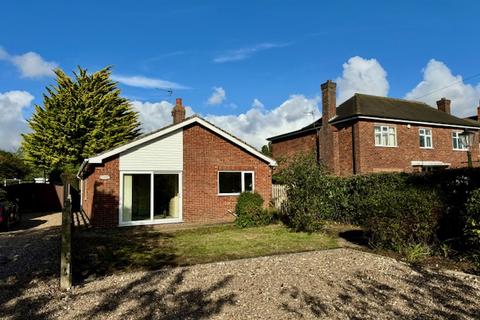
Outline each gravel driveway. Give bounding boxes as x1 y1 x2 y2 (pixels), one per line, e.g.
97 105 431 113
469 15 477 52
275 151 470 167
2 231 479 320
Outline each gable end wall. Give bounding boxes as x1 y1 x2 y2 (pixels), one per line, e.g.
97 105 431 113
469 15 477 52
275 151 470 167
183 123 272 224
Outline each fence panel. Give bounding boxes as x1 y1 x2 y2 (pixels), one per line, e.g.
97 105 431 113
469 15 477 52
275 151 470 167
272 184 287 212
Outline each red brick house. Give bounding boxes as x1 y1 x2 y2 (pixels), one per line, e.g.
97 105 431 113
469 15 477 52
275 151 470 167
268 80 480 175
78 99 276 228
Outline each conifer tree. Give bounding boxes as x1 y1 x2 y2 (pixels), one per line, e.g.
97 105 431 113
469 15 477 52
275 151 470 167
22 66 140 174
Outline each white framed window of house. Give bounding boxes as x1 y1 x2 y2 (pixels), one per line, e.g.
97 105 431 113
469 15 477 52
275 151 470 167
419 128 433 148
452 131 468 151
218 171 254 196
374 125 397 147
119 171 182 226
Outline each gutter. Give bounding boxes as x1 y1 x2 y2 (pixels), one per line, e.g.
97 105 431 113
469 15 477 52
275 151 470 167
76 159 89 179
330 115 480 130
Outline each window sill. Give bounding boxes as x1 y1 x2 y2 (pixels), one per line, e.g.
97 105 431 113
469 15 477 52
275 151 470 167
453 149 468 152
218 193 241 196
374 145 398 148
420 147 434 149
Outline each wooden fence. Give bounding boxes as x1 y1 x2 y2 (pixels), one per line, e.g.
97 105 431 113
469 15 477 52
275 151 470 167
272 184 287 212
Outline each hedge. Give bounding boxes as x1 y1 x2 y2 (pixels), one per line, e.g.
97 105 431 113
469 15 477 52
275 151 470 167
278 153 480 263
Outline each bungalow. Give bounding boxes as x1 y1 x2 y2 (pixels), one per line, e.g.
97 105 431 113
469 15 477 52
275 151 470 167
267 80 480 175
78 99 276 228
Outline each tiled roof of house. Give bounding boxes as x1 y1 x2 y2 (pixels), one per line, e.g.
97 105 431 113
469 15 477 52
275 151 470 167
268 93 480 141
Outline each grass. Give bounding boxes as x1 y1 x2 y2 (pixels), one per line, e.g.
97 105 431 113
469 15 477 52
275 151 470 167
73 224 338 280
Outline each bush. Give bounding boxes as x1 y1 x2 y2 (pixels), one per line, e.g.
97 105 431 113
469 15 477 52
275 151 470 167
235 192 273 228
466 189 480 244
465 189 480 268
276 153 349 232
361 187 439 250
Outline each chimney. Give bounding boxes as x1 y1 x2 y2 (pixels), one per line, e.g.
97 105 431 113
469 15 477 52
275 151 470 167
321 80 337 125
477 100 480 121
319 80 340 175
436 97 451 114
171 98 186 124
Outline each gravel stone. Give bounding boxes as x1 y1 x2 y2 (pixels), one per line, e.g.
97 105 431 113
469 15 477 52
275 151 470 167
1 214 479 319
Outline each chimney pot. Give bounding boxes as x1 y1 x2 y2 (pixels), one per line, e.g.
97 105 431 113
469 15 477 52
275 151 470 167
436 97 451 114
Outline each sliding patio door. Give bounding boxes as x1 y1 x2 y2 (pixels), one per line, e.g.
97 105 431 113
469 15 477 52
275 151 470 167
121 172 182 225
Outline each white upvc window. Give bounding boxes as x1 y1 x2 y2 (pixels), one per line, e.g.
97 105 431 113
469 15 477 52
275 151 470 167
419 128 433 148
218 171 254 196
452 131 468 150
374 125 397 147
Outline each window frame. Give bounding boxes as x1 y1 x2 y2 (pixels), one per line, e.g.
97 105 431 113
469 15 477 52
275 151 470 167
452 131 469 151
419 128 433 149
374 125 397 147
118 170 183 226
217 171 255 196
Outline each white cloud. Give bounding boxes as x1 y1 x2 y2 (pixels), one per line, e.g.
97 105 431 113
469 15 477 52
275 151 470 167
11 52 57 78
207 87 226 105
112 74 189 90
405 59 480 117
213 42 290 63
0 47 57 78
206 95 319 148
0 47 7 60
0 91 34 150
336 56 389 103
251 98 264 109
130 100 194 133
130 95 318 149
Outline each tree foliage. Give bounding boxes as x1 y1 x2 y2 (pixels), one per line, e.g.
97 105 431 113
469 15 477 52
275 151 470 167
261 142 272 157
0 150 31 180
22 66 141 173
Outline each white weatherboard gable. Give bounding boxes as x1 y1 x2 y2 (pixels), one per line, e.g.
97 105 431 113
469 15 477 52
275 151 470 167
119 129 183 171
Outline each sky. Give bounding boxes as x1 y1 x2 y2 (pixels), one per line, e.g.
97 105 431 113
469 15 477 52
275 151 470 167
1 0 480 150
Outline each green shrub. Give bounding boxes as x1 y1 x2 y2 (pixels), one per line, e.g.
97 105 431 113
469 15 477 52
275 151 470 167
465 189 480 268
276 153 349 232
361 187 439 250
466 189 480 244
235 192 273 228
402 243 431 263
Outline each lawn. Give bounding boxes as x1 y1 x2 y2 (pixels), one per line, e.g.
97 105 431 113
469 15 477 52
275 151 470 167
73 224 338 280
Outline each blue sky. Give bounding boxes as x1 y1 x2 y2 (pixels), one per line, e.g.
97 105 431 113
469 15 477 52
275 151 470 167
1 0 479 149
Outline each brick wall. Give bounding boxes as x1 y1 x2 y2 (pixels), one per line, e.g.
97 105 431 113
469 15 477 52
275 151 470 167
354 120 479 173
183 123 272 224
268 119 479 176
337 123 354 176
271 131 317 161
82 156 119 228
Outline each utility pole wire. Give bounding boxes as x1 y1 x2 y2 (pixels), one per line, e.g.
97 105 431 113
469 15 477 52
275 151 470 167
414 72 480 100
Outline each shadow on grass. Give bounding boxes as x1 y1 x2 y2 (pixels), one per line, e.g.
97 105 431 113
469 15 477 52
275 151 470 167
73 228 178 282
279 264 480 319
